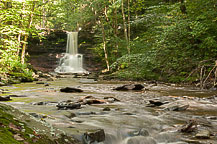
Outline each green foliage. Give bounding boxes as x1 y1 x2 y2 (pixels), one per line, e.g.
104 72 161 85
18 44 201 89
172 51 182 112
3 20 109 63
109 0 216 83
0 1 44 82
110 53 160 80
1 0 216 84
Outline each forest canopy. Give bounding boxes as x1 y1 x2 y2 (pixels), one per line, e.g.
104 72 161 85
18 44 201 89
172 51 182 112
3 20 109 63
0 0 216 87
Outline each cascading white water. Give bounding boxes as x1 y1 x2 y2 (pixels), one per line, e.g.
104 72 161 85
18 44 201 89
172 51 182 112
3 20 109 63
55 32 86 73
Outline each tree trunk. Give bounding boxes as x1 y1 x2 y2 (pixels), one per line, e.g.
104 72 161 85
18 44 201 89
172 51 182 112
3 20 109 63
99 20 110 71
42 0 46 28
111 0 119 55
17 33 21 55
127 0 130 46
121 0 130 54
17 2 25 56
21 2 35 64
180 0 187 14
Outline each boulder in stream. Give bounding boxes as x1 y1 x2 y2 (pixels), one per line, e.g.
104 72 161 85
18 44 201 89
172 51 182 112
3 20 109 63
82 129 105 144
113 84 144 91
7 94 27 98
78 96 95 102
147 100 169 107
78 96 107 105
0 96 11 101
32 101 57 106
82 99 106 105
104 96 120 102
128 128 149 137
60 87 83 93
179 120 197 133
195 130 211 139
103 107 111 111
56 102 81 110
164 104 189 111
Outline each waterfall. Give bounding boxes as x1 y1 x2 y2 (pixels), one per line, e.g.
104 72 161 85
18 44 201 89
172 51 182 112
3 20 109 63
55 32 86 73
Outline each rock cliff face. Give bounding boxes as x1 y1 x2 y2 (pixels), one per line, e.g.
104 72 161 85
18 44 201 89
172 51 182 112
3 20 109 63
28 30 103 73
27 30 66 72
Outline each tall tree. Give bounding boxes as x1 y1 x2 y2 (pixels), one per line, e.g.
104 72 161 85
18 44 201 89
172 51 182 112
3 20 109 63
121 0 130 54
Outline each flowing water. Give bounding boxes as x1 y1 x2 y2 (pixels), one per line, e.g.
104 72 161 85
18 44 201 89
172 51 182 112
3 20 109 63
55 32 86 73
1 78 217 144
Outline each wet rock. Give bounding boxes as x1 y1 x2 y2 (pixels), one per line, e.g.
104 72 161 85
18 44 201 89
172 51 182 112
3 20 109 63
56 102 81 110
32 101 47 105
65 112 76 118
7 95 27 97
125 136 156 144
104 96 120 102
36 82 50 86
0 89 10 94
82 129 105 144
55 75 65 78
0 96 11 101
206 95 217 103
31 101 57 105
78 96 106 105
0 82 6 86
78 96 95 102
82 99 106 105
86 73 98 80
79 96 114 105
179 120 197 133
147 100 169 107
138 128 149 137
129 128 149 137
164 104 189 111
103 107 111 111
36 82 46 84
29 113 47 119
113 84 144 91
44 83 49 86
70 119 83 123
77 112 96 115
123 112 134 115
182 139 203 144
206 116 217 120
195 130 211 139
60 87 83 93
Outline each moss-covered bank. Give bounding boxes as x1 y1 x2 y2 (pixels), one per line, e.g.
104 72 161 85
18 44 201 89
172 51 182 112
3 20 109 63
0 104 80 144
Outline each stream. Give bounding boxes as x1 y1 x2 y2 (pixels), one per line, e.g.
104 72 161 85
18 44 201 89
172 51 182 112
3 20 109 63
1 76 217 144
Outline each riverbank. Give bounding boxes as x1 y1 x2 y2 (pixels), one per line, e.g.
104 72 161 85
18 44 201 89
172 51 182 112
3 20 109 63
0 103 80 144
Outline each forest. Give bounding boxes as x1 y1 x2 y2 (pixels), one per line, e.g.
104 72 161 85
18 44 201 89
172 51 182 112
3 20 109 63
0 1 217 144
0 0 216 87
